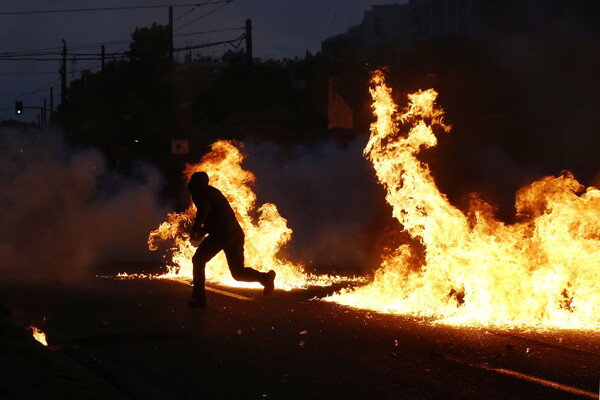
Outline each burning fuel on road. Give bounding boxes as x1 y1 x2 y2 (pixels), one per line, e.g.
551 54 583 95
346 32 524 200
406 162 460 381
148 70 599 330
326 70 600 330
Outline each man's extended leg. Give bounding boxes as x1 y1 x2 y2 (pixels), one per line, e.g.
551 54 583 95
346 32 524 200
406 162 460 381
190 235 223 307
224 235 276 295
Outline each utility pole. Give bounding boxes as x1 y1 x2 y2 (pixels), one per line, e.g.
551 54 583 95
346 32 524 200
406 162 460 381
43 99 47 128
50 87 54 116
245 19 252 68
61 39 67 106
168 6 174 61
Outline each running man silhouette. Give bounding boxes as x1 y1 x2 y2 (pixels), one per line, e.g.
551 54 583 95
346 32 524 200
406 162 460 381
187 171 276 308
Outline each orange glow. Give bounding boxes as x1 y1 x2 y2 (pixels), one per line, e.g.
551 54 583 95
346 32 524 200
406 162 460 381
29 325 48 346
327 70 600 330
149 140 346 290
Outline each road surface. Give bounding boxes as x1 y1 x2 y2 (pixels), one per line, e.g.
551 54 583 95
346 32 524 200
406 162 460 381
1 269 599 400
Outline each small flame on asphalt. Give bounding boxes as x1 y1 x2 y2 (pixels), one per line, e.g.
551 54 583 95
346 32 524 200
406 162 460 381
29 325 48 346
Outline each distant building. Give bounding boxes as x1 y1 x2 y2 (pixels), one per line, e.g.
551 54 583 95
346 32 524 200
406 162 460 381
413 0 478 39
362 3 416 51
322 0 479 57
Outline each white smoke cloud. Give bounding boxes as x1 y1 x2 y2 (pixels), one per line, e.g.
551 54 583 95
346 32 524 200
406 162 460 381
0 126 167 282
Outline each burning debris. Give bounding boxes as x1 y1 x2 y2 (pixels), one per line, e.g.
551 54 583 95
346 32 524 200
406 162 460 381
327 70 600 330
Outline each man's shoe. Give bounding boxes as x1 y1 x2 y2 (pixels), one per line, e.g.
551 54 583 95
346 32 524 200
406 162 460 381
188 298 207 308
263 270 276 296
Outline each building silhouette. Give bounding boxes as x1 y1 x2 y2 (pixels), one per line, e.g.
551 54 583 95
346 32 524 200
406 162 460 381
322 0 481 57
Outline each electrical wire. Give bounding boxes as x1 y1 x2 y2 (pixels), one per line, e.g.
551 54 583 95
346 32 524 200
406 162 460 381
173 33 245 52
0 28 242 109
0 71 57 76
0 78 60 97
0 28 240 59
1 0 239 119
174 0 236 32
175 26 243 38
0 37 137 56
1 0 238 59
0 56 128 61
0 3 231 16
0 76 60 121
71 43 131 75
173 1 207 23
0 49 129 61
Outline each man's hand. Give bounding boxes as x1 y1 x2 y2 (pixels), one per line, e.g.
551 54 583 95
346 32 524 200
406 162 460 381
190 225 208 242
190 230 203 242
189 230 206 247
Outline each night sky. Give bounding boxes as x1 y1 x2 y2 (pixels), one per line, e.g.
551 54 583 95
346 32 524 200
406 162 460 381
0 0 401 121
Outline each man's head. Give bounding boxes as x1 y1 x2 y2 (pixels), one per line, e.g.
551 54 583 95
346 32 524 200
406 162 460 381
188 171 209 192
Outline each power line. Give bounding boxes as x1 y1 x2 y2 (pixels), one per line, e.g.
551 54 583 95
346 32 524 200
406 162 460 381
71 43 131 75
174 1 236 32
0 51 62 57
0 54 128 60
1 0 239 58
0 41 126 57
0 49 129 62
0 79 59 122
0 0 240 117
0 78 60 119
173 2 206 22
0 78 60 97
173 33 245 52
0 2 231 16
0 71 57 76
0 27 241 59
0 56 128 62
1 52 128 58
175 26 243 38
0 30 242 97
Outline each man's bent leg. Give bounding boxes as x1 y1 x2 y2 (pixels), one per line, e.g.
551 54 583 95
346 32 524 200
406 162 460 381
224 235 276 295
190 235 223 307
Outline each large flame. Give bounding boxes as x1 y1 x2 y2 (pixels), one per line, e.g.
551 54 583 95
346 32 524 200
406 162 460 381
327 70 600 330
149 140 339 290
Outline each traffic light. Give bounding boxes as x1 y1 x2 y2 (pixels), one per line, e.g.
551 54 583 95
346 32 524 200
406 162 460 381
15 101 23 115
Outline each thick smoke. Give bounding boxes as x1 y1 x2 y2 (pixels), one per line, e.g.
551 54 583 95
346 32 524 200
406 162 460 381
245 136 389 274
0 126 167 282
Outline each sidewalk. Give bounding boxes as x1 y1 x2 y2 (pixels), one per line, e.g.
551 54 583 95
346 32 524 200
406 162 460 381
0 306 130 400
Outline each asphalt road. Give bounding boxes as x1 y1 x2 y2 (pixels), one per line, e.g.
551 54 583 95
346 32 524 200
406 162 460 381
1 271 599 400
